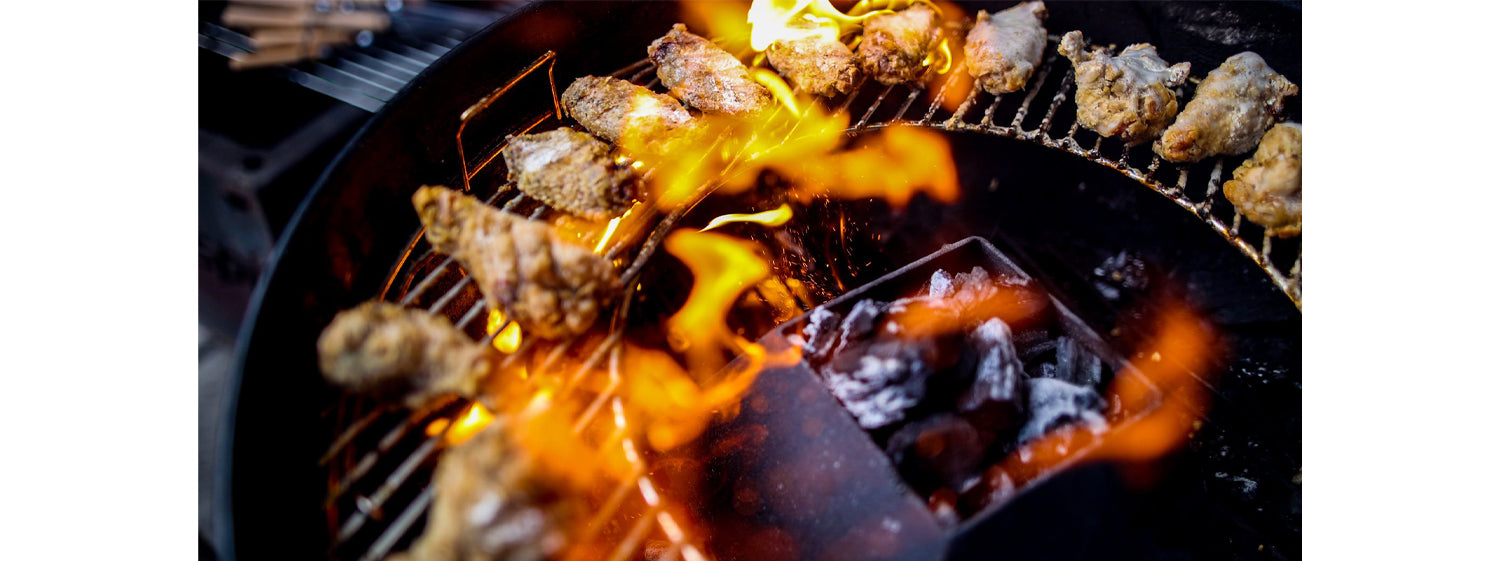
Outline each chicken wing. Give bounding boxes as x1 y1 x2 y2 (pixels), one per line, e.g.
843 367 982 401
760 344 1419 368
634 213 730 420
413 186 621 340
317 301 489 409
1222 122 1300 237
501 128 637 221
855 3 943 86
964 1 1048 95
561 75 698 144
1154 52 1298 163
1058 30 1189 145
767 24 860 96
388 421 573 561
648 24 772 116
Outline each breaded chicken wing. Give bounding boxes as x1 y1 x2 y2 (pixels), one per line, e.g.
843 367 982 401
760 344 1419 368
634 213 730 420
1059 30 1189 145
413 186 621 340
1154 52 1298 163
648 24 772 116
767 24 860 96
855 3 942 86
317 301 489 408
388 421 573 561
1223 122 1301 237
501 128 637 221
560 75 698 144
964 1 1048 95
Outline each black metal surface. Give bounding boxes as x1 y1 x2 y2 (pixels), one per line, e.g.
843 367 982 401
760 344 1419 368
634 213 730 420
220 2 1300 560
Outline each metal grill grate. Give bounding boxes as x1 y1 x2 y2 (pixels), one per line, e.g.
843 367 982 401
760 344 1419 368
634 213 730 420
199 2 513 112
319 29 1301 561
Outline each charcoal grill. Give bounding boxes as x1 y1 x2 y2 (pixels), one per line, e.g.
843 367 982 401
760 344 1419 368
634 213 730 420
216 2 1301 560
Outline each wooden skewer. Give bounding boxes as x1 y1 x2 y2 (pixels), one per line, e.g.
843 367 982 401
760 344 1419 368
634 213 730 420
222 4 391 31
248 26 354 49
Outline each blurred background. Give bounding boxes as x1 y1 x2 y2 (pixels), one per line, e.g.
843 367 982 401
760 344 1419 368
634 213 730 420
197 1 530 556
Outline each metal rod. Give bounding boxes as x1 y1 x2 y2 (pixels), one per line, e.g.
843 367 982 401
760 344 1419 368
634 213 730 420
1011 50 1060 130
357 485 435 561
855 83 895 130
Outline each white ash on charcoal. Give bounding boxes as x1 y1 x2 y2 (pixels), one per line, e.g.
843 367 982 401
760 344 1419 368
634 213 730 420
956 318 1027 433
794 265 1118 521
1016 377 1109 445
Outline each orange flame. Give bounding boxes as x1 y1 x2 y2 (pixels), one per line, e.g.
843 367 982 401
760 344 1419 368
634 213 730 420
665 230 770 373
484 309 523 353
773 126 960 207
990 302 1217 495
701 204 794 232
425 402 495 447
884 281 1046 338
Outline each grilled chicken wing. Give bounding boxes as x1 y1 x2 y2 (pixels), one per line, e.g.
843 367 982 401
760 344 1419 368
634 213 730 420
1154 52 1298 163
1058 30 1189 145
389 421 573 561
501 128 637 221
648 24 772 116
767 24 860 96
561 75 698 144
1223 122 1301 237
414 186 621 340
855 3 942 86
964 1 1048 95
317 301 489 408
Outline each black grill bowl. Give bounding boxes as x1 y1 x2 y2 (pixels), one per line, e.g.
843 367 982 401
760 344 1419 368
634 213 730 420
216 2 1300 560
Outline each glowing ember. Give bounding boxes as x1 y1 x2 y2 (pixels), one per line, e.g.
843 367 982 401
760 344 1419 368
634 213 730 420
700 204 794 232
484 309 523 353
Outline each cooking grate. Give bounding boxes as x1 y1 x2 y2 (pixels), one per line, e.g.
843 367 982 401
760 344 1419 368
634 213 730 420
199 2 514 112
320 27 1301 561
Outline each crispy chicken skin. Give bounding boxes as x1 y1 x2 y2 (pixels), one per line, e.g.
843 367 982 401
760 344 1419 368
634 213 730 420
855 3 942 86
413 186 621 340
648 24 772 116
561 75 697 144
1154 52 1298 163
501 128 636 221
317 301 489 408
1058 30 1189 145
767 25 860 96
389 422 572 561
1223 122 1301 237
964 1 1048 95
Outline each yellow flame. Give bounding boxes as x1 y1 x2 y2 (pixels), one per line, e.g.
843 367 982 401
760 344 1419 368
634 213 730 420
700 204 794 232
485 309 523 353
773 125 960 207
440 402 494 447
927 37 953 74
747 0 883 51
751 68 804 116
665 230 770 374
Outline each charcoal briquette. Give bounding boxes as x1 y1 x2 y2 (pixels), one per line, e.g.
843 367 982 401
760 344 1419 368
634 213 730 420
885 414 987 493
1017 378 1108 445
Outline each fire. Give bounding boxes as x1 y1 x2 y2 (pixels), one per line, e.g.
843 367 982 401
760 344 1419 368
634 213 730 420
664 230 770 374
746 0 885 51
773 125 960 207
700 204 793 232
923 37 953 74
553 202 648 256
484 309 523 353
991 301 1217 494
884 280 1046 339
425 402 495 447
